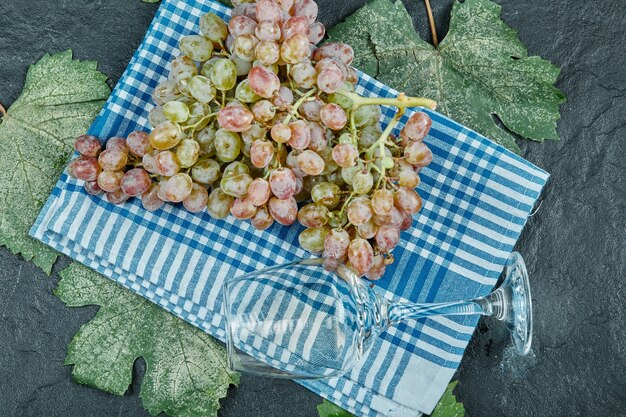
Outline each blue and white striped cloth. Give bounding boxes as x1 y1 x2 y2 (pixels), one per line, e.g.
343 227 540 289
31 0 549 415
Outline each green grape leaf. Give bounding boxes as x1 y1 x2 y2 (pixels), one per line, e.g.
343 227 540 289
328 0 566 153
430 381 465 417
56 262 240 417
317 399 356 417
0 50 109 273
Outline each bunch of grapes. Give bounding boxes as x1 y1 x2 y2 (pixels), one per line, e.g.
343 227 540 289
68 0 437 280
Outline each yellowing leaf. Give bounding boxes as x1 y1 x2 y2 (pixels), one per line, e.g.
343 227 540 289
328 0 566 153
0 50 109 273
56 262 239 417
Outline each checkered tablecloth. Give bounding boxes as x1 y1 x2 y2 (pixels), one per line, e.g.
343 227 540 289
31 0 549 415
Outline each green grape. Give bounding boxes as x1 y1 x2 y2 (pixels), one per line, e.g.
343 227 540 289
223 161 250 176
358 125 382 149
214 129 242 162
207 188 234 219
194 126 216 156
149 121 182 150
191 159 221 184
163 101 189 123
351 170 373 194
353 104 381 128
327 210 348 228
169 56 198 83
189 76 216 103
298 227 329 253
311 182 341 208
179 35 214 62
220 172 253 197
209 59 237 91
341 163 364 185
200 13 228 43
231 56 254 77
149 106 167 128
327 89 354 110
176 139 200 168
235 79 262 103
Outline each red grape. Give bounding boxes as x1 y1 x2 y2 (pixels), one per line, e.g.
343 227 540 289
247 178 272 206
218 105 254 132
297 150 325 175
269 167 297 199
248 65 281 98
268 196 298 225
120 168 152 197
74 135 101 157
348 238 374 275
69 157 101 182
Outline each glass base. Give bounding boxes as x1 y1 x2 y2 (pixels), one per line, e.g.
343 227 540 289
496 252 533 355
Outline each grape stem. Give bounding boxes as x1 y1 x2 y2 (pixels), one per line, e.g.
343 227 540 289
182 112 218 132
335 90 437 111
283 88 317 125
364 109 405 189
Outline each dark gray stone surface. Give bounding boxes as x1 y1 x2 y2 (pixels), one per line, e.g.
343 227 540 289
1 0 624 416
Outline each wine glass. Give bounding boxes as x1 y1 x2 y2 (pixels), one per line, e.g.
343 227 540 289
222 252 532 379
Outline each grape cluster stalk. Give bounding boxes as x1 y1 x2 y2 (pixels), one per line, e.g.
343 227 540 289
68 0 437 279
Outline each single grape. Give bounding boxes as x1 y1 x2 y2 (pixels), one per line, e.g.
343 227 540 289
188 75 216 104
341 164 362 185
307 122 327 152
209 59 238 91
69 156 101 182
248 65 281 98
256 20 281 41
311 181 341 208
353 105 380 128
176 139 200 168
163 173 193 203
106 190 130 205
269 167 297 199
316 60 346 93
142 150 160 174
299 227 328 253
351 170 373 194
357 217 378 239
141 184 165 212
268 196 298 225
293 0 318 24
120 168 152 197
200 12 228 43
220 172 253 198
270 123 291 143
149 121 182 150
215 129 242 162
290 60 317 89
299 97 323 121
365 254 386 280
169 56 198 83
230 56 254 77
194 126 217 156
400 211 413 231
218 106 254 133
126 131 152 157
251 205 275 230
83 180 103 196
331 143 359 168
106 137 130 153
320 103 347 130
163 101 189 123
152 79 183 105
155 150 181 176
149 106 167 128
256 0 282 22
233 34 260 61
224 160 250 176
98 149 128 171
74 135 101 157
180 35 213 62
371 188 394 215
394 187 423 214
191 158 221 184
282 16 309 39
404 141 433 167
247 140 272 167
96 170 123 192
285 150 306 177
308 22 325 44
401 112 432 142
247 178 272 206
272 86 294 111
298 203 329 228
281 33 310 64
348 238 374 276
323 228 350 259
398 169 420 188
375 225 401 252
358 125 382 149
319 147 339 175
346 196 373 226
182 183 209 213
230 197 258 220
288 120 311 149
207 188 234 219
312 42 354 65
252 100 276 123
297 149 325 176
229 15 257 38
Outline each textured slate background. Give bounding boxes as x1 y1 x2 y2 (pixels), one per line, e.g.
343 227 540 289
1 0 625 416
